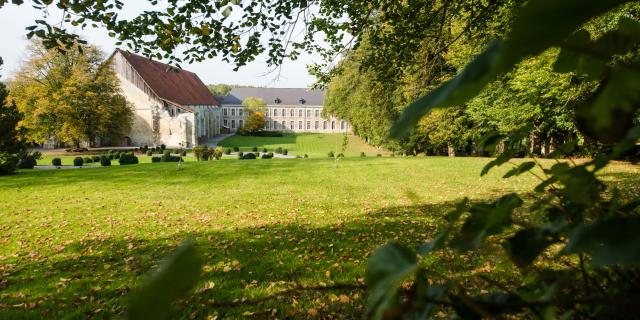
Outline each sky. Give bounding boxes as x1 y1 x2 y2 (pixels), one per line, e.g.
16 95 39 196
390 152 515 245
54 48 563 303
0 3 321 88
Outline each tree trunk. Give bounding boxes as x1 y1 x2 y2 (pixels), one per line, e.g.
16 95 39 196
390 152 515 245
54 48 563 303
447 143 456 157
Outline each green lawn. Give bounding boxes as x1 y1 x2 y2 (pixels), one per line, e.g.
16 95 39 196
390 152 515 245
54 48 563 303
218 133 385 157
0 157 638 319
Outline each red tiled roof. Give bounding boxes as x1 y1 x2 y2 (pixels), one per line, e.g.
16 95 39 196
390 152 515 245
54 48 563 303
117 50 219 106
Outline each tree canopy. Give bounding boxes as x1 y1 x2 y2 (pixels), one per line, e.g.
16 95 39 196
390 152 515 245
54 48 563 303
240 97 266 133
8 42 133 148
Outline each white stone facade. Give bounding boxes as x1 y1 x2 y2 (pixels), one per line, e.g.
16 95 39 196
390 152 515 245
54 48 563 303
221 104 350 133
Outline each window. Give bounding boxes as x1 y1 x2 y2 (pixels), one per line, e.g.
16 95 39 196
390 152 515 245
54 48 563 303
331 121 335 129
323 121 327 130
341 121 346 129
290 121 294 129
298 109 302 117
290 109 294 117
298 121 302 129
239 108 243 117
282 109 286 117
223 108 228 116
274 121 279 129
231 119 236 129
223 119 228 127
231 108 236 116
315 121 319 129
274 109 278 117
315 109 320 117
282 121 286 129
265 109 269 117
306 121 311 129
306 110 311 117
239 120 244 128
267 121 270 129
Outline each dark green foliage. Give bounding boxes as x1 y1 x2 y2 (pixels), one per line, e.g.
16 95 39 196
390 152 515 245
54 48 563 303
261 153 272 159
160 144 166 151
224 148 231 155
252 146 258 152
282 149 288 155
376 154 382 157
328 151 334 158
304 154 308 158
275 146 283 154
100 156 111 166
91 155 100 162
73 157 83 166
51 158 62 166
114 152 121 159
151 156 161 163
16 151 41 169
119 154 139 165
127 241 203 320
337 153 344 158
232 146 239 152
83 157 92 164
262 147 268 153
240 153 256 160
360 152 366 157
193 145 214 161
161 151 181 162
237 152 244 159
0 72 27 175
146 150 153 156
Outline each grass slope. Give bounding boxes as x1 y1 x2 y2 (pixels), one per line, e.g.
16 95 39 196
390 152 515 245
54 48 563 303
218 133 384 157
0 157 638 318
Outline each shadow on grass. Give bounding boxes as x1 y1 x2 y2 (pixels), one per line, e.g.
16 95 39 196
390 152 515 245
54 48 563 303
0 201 513 319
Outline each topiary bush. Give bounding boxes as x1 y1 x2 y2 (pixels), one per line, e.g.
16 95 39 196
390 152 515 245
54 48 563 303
73 157 84 166
92 155 100 162
16 151 41 169
360 152 366 157
275 146 283 154
160 144 166 151
225 148 231 155
237 151 244 159
240 152 256 160
261 153 273 159
151 156 161 163
146 150 153 156
337 153 344 158
304 154 308 158
114 152 121 159
84 157 93 164
262 147 268 153
52 158 62 166
377 153 382 157
252 146 258 152
213 147 224 160
328 151 334 158
100 156 111 166
119 153 139 165
283 149 288 155
161 151 181 162
233 146 239 152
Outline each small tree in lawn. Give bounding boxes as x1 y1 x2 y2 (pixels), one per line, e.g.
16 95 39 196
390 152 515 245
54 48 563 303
0 58 28 175
239 97 267 134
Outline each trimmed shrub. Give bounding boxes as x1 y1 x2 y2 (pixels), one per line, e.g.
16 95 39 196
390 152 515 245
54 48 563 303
237 151 244 159
119 153 139 165
261 153 273 159
252 146 258 152
213 147 224 160
262 147 268 153
337 153 344 158
151 156 161 163
100 156 111 166
377 153 382 157
160 144 166 151
328 151 334 158
225 148 231 155
161 151 181 162
146 150 153 156
73 157 84 166
233 146 239 152
360 152 366 157
275 146 283 154
84 157 93 164
16 151 41 169
304 154 308 158
52 158 62 166
240 153 256 160
283 149 288 155
92 155 100 162
114 152 121 159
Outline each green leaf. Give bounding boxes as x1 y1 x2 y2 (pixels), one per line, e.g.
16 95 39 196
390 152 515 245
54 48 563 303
365 243 418 320
390 41 504 138
503 161 535 179
127 240 203 320
505 227 559 268
450 194 523 251
481 150 515 176
564 216 640 267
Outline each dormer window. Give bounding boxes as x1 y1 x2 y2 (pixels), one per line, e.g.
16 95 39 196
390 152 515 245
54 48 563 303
274 98 282 104
299 98 306 104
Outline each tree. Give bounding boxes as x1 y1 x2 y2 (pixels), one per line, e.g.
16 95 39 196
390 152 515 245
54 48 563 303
0 59 27 175
239 97 266 134
8 41 133 148
207 83 232 97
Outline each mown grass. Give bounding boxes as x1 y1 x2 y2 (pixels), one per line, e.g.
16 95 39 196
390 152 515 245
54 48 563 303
218 133 385 157
0 157 638 319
